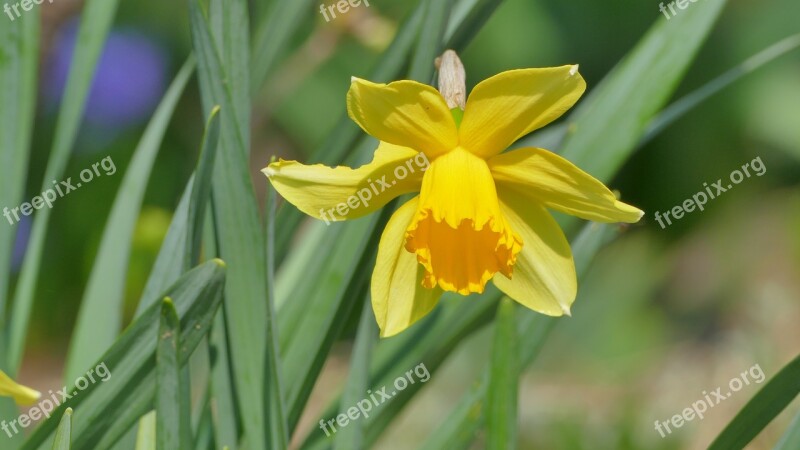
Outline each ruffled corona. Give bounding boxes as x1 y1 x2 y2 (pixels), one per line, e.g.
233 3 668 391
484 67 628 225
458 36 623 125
404 148 522 295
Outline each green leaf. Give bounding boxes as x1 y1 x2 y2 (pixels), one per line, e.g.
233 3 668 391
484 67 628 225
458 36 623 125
408 0 454 82
156 298 188 450
560 0 728 181
444 0 505 50
50 408 72 450
284 207 394 431
0 7 38 328
265 184 289 449
708 354 800 450
8 0 121 375
137 180 193 315
189 2 269 448
333 301 378 450
186 105 222 269
21 260 226 450
63 58 195 383
486 299 519 450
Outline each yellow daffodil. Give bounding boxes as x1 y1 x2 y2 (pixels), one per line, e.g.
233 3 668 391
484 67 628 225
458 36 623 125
0 369 40 406
264 51 643 337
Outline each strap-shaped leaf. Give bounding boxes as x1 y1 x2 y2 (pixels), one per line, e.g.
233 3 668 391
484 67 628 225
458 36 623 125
708 354 800 450
21 260 226 450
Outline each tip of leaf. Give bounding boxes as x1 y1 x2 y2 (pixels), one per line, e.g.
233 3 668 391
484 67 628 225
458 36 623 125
162 297 175 308
262 166 276 178
569 64 580 76
65 407 73 416
212 258 226 269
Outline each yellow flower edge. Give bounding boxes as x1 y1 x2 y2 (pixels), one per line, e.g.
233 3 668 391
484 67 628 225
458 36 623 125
0 369 41 406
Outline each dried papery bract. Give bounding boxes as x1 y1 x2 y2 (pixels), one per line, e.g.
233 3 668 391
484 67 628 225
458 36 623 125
435 50 466 110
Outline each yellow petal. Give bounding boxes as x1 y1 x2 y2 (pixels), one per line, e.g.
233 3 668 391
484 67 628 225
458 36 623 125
459 66 586 158
489 147 643 223
405 147 522 295
0 370 41 406
347 78 458 157
372 197 443 337
493 187 577 315
263 142 429 223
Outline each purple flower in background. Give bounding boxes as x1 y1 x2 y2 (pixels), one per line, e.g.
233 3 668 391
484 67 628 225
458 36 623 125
44 20 169 130
12 217 31 273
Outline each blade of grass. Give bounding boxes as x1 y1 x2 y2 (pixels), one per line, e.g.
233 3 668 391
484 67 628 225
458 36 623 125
333 300 378 450
137 179 193 315
189 1 270 448
284 206 394 432
444 0 505 51
486 298 519 450
21 260 226 450
408 0 454 82
202 218 240 450
265 183 289 449
211 0 251 152
156 298 188 450
8 0 121 375
50 408 72 450
708 354 800 450
186 105 221 269
62 58 195 383
0 7 38 329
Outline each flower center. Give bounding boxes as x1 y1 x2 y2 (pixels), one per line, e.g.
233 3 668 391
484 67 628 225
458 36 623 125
404 147 522 295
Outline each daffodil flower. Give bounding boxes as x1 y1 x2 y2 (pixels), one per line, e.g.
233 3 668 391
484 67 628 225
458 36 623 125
0 369 40 406
264 51 643 337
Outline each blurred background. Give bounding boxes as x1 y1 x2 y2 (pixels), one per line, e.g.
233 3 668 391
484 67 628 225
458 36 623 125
13 0 800 448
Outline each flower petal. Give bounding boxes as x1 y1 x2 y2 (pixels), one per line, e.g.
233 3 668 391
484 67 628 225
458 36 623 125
493 187 576 315
459 66 586 158
372 197 443 337
347 78 458 157
0 369 41 406
405 148 522 295
489 147 644 223
263 142 429 223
